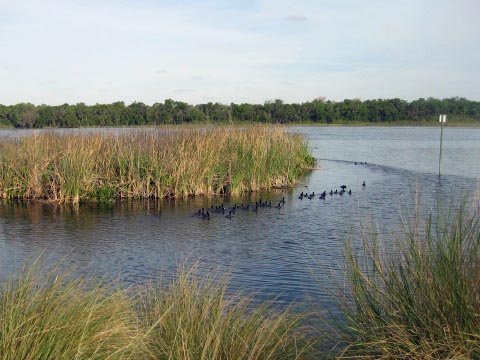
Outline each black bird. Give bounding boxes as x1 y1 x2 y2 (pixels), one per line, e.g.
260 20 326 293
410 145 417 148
329 190 333 196
252 205 258 213
275 202 282 209
340 185 347 190
319 191 326 200
334 189 338 194
280 197 285 204
348 189 352 195
362 181 366 187
225 210 233 220
203 211 210 220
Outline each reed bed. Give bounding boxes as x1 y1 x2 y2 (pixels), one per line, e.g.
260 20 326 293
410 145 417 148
335 194 480 359
0 261 313 360
0 126 314 203
0 261 139 359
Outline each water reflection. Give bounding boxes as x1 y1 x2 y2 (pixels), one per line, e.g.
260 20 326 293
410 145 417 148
0 126 478 311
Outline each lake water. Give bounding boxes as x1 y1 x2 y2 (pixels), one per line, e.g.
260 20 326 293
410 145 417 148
0 126 478 311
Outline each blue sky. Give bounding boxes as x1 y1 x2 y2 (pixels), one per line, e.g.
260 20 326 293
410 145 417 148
0 0 478 105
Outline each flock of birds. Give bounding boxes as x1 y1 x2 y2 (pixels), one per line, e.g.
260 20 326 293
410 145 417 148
194 181 366 221
194 196 286 221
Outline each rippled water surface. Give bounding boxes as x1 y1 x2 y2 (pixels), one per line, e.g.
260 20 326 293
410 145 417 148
0 126 479 310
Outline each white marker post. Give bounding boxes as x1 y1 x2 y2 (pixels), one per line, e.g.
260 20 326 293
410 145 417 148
438 114 447 177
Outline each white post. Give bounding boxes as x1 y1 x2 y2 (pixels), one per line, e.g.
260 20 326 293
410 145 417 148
438 114 447 177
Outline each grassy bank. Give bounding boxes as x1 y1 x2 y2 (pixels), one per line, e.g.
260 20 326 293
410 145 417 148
0 126 314 203
0 262 313 360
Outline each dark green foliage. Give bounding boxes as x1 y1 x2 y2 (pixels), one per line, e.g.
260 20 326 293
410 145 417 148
0 97 479 128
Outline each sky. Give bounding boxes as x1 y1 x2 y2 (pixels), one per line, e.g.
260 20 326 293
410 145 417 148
0 0 479 105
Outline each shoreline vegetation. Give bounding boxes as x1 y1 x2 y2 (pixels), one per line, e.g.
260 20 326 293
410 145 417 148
0 261 313 360
0 195 478 359
0 97 479 128
0 126 315 204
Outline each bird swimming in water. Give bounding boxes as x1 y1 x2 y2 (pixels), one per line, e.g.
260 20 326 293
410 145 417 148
362 181 366 187
225 210 233 220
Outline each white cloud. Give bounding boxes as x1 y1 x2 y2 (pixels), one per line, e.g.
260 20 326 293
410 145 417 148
0 0 478 104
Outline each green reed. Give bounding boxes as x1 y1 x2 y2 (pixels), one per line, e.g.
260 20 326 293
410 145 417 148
0 126 314 203
335 194 480 359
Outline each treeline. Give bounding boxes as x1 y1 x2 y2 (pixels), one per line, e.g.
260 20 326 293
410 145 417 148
0 97 479 128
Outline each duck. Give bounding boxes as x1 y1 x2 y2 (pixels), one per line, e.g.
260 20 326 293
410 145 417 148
225 210 233 220
362 181 366 187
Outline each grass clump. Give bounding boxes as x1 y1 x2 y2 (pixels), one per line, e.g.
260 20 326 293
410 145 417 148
0 261 313 359
337 195 480 359
0 126 314 203
138 266 313 360
0 261 139 359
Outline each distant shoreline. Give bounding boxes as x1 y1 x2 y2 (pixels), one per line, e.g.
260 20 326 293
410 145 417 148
1 121 479 130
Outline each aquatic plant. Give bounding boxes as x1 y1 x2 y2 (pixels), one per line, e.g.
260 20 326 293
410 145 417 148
335 194 480 359
0 260 313 360
138 265 313 360
0 261 139 359
0 126 314 203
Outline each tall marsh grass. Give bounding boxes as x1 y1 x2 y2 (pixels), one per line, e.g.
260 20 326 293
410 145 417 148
0 261 139 359
336 194 480 359
0 261 313 360
0 126 314 203
138 266 313 359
